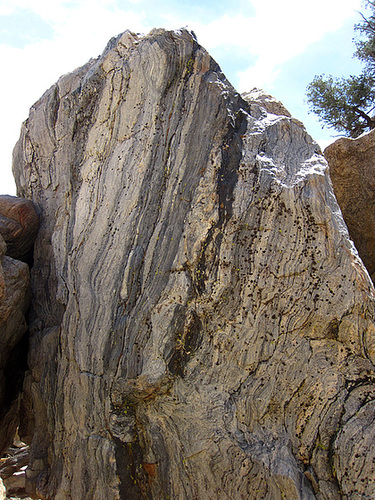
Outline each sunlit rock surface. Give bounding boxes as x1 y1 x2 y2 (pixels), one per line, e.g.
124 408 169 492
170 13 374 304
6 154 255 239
13 28 375 499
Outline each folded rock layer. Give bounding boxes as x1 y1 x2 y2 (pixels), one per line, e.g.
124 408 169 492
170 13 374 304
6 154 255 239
13 29 375 499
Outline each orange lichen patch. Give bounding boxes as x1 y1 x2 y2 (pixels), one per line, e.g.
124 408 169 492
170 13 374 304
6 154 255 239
142 462 157 478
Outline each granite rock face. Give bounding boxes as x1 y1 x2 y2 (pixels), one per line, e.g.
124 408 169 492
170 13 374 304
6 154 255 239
325 130 375 283
13 29 375 499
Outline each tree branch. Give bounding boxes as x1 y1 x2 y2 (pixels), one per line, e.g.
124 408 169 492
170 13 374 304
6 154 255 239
352 105 375 128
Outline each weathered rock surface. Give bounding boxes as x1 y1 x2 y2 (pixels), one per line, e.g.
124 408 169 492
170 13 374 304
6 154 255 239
12 28 375 499
0 196 39 263
325 130 375 284
0 233 30 457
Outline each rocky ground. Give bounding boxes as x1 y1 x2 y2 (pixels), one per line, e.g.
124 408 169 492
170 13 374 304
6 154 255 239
0 439 31 499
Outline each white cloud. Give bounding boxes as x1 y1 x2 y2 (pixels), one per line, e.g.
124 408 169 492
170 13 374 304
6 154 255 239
189 0 363 91
0 0 364 194
0 1 150 194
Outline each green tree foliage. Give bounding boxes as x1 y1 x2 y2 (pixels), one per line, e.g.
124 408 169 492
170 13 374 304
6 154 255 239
306 74 375 137
306 1 375 138
355 1 375 69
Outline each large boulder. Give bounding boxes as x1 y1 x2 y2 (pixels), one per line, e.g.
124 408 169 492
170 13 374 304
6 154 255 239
12 29 375 499
325 130 375 283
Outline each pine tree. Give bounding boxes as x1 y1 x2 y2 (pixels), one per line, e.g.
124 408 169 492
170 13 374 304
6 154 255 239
306 1 375 138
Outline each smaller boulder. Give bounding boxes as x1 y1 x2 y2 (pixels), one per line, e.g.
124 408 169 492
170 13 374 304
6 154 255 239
325 130 375 283
0 196 39 262
0 195 38 457
0 233 30 456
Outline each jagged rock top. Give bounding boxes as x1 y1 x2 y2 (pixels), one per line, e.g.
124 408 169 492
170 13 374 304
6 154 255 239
12 28 375 499
242 87 292 117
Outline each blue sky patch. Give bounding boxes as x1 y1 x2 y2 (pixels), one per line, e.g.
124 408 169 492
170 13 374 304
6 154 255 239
0 9 54 48
114 0 255 25
209 46 256 89
271 20 364 142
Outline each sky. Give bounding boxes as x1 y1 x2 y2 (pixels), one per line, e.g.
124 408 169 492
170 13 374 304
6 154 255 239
0 0 365 195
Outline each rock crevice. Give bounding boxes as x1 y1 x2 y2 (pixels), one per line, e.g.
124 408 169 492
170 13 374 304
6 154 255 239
0 195 38 463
